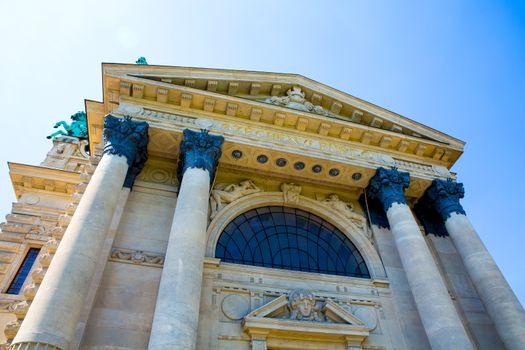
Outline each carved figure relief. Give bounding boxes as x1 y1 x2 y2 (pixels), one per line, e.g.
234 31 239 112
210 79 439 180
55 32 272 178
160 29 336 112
210 180 261 219
288 288 322 321
321 194 368 235
281 183 302 203
110 248 164 266
260 87 336 117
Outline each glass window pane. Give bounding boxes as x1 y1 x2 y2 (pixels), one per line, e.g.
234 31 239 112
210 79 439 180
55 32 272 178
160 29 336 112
215 206 370 278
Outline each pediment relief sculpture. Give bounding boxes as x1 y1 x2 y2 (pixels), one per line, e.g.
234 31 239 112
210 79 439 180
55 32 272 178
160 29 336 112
260 86 338 118
243 289 370 349
210 180 262 219
244 289 368 326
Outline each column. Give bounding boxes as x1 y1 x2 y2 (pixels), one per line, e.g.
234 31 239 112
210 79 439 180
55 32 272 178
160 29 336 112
148 129 224 350
421 179 525 350
366 167 473 350
11 115 149 350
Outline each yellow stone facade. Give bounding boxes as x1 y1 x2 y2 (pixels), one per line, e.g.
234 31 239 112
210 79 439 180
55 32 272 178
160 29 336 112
0 63 523 349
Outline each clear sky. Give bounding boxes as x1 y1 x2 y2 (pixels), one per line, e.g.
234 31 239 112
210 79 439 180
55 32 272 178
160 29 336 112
0 1 524 304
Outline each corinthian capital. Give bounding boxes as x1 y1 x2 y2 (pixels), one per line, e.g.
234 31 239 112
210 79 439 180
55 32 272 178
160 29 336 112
366 167 410 211
421 179 466 220
103 115 149 188
178 129 224 181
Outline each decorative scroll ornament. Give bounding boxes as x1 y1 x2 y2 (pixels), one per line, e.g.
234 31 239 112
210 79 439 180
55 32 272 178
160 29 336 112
420 178 466 221
210 180 261 219
260 86 336 117
366 167 410 211
103 115 149 188
281 183 302 203
178 129 224 182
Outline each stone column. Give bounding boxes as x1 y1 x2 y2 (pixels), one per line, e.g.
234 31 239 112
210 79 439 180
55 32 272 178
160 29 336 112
11 116 148 350
366 168 473 350
420 179 525 350
148 129 223 350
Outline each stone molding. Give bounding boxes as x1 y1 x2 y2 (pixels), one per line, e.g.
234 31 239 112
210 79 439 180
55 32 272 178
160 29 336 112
178 129 224 182
102 115 149 188
206 191 386 279
366 167 410 211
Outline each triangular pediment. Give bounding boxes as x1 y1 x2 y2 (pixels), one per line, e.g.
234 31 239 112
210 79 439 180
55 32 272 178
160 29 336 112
123 69 461 147
98 64 465 170
244 291 365 326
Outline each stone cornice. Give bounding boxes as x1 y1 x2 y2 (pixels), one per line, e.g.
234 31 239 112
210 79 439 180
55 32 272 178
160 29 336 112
8 163 81 198
101 64 464 167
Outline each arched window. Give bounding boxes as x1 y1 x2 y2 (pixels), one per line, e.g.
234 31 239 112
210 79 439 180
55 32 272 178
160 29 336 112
215 206 370 278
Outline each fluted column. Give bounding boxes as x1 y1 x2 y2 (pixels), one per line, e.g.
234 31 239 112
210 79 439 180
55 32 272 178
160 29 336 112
421 179 525 350
148 129 223 350
367 168 473 350
11 116 148 350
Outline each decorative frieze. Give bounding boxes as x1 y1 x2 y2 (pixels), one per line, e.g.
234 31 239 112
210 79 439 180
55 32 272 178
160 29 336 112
113 103 455 182
110 247 164 267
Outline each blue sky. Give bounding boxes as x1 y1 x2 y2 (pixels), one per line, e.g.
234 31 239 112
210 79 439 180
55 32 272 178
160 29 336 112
0 1 523 304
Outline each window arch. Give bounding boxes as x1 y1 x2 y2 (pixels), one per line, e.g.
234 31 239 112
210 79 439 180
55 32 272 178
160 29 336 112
215 206 370 278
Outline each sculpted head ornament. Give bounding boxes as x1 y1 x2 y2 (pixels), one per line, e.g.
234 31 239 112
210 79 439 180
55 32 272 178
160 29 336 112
288 289 321 321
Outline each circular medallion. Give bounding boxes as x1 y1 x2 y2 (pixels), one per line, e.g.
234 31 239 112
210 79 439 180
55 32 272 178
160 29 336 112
276 158 287 167
294 161 305 170
150 169 170 183
257 155 268 164
312 165 322 173
329 168 340 177
352 172 362 180
221 294 250 320
231 150 243 159
24 194 40 205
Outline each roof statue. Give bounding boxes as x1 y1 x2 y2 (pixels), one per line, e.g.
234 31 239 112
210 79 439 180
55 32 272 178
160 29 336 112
46 111 88 139
135 56 148 65
260 86 337 117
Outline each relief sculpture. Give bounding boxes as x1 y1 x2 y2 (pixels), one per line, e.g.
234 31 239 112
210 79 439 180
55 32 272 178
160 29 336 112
210 180 261 219
288 288 323 321
321 194 369 237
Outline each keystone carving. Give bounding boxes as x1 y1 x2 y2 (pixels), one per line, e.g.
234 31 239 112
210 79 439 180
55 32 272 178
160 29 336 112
281 183 302 203
210 180 261 219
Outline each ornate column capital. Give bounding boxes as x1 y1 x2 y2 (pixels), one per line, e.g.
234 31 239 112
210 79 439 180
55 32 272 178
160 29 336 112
103 115 149 188
421 178 466 221
178 129 224 181
366 167 410 211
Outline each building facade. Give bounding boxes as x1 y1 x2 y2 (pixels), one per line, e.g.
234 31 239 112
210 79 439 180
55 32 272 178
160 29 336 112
0 63 523 350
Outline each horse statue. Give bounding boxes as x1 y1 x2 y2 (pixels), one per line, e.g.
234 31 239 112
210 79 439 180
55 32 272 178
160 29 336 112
47 111 88 139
